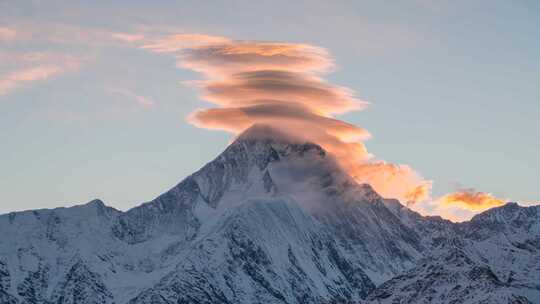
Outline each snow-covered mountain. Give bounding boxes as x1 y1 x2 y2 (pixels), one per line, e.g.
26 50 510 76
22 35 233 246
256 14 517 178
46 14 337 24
0 125 538 304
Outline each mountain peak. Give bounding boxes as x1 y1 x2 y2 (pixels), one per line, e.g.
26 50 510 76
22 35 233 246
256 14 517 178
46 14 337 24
233 124 301 144
226 124 327 163
86 198 106 208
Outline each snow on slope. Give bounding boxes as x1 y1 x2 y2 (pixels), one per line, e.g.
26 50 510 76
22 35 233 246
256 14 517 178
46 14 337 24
129 197 375 303
375 200 540 303
366 240 532 304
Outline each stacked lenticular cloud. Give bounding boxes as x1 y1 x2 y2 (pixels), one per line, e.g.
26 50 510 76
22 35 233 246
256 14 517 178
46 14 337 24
141 34 431 204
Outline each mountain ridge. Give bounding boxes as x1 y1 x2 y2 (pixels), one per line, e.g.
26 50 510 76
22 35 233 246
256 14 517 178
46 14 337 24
0 124 538 303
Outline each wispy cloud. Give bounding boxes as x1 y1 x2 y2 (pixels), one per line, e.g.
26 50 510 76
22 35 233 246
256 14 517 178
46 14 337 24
111 32 145 43
0 22 137 98
0 66 63 95
0 23 184 100
5 22 134 47
108 87 156 108
0 52 82 97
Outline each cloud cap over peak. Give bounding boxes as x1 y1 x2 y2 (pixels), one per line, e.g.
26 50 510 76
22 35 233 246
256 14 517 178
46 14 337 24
137 33 432 204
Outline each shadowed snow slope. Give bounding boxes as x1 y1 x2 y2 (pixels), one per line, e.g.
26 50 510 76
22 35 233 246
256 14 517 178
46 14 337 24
0 124 538 304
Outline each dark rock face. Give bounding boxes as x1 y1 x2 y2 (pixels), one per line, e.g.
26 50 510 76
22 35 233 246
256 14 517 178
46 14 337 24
0 260 18 304
0 125 538 304
51 260 114 304
17 263 49 304
112 177 203 245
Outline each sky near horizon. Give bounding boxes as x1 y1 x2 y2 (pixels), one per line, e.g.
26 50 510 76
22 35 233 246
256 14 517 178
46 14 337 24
0 1 538 221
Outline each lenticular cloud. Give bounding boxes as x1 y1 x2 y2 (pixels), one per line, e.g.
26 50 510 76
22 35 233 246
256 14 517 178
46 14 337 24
141 34 432 204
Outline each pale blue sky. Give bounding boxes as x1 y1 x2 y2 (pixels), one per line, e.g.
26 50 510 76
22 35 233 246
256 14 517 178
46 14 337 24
1 1 538 214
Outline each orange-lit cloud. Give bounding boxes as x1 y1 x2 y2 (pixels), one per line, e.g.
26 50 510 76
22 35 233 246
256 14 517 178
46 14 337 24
352 163 432 204
143 36 333 76
409 188 507 222
137 33 432 204
438 189 505 212
196 70 365 115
